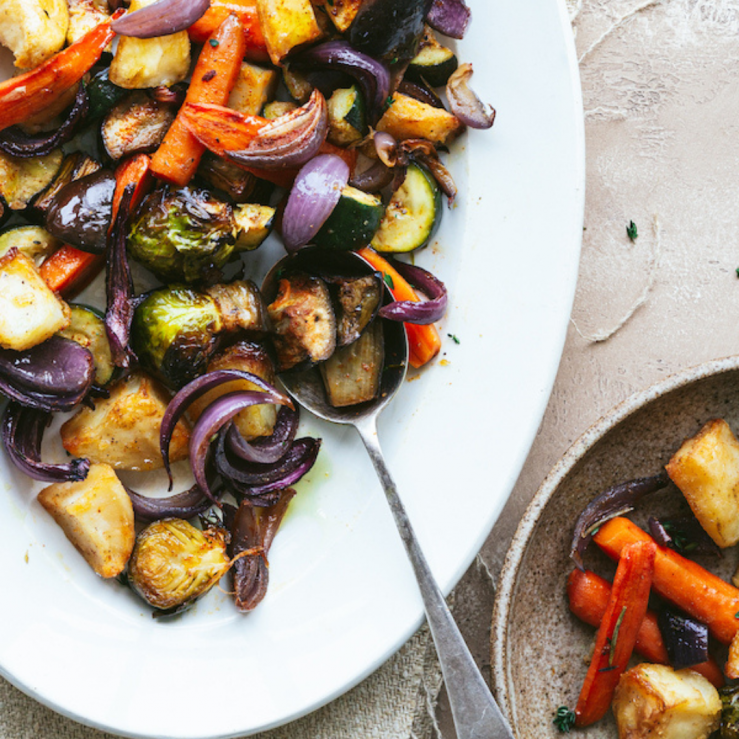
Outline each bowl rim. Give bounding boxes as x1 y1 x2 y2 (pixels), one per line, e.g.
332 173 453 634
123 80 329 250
489 352 739 726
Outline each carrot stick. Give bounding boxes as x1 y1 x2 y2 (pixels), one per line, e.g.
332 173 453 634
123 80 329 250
357 247 442 368
575 541 656 727
0 10 123 132
39 248 103 298
112 154 152 222
594 517 739 645
567 569 724 688
188 0 268 61
151 14 247 186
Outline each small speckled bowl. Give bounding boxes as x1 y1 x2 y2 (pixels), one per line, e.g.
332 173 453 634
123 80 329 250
491 356 739 737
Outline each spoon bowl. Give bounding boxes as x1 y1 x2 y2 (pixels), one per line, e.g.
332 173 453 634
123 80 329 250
263 247 514 739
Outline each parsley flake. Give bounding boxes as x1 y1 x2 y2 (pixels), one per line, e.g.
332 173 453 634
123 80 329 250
553 706 576 733
626 220 638 242
735 267 739 278
209 39 220 47
383 274 394 289
384 96 394 111
447 333 460 345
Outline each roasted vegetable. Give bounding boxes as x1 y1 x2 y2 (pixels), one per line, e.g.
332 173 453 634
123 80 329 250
234 203 275 251
58 305 115 386
406 26 458 87
0 226 60 264
86 68 129 122
66 0 110 45
45 169 115 254
127 186 237 283
0 249 70 351
267 273 337 372
327 85 368 147
612 664 721 739
102 91 176 161
188 341 278 441
376 93 462 145
666 419 739 548
197 154 257 202
30 151 101 221
132 281 269 388
38 462 135 579
327 273 383 346
314 185 384 252
319 0 361 32
109 0 191 89
128 518 230 612
721 686 739 739
60 371 190 470
0 148 63 211
228 61 280 116
0 0 69 69
255 0 323 66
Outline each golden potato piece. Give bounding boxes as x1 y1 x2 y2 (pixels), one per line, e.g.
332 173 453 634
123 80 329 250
612 664 720 739
38 463 135 579
666 418 739 547
66 0 110 46
0 0 68 69
61 371 190 471
376 93 463 145
256 0 323 65
0 249 70 351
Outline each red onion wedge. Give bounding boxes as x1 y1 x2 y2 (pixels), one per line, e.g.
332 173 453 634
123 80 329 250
226 405 300 465
281 154 350 253
397 79 444 109
2 402 90 482
190 391 294 504
291 41 391 124
379 260 448 325
569 471 669 570
111 0 210 38
349 160 394 192
648 515 721 557
658 609 709 670
0 336 95 412
374 131 398 168
226 90 328 170
105 184 136 369
127 483 214 522
426 0 471 39
0 84 89 158
160 369 291 487
446 63 495 129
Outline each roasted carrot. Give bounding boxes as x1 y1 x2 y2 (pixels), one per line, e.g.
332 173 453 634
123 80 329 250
567 568 724 688
0 10 123 133
151 14 247 186
594 517 739 645
112 154 152 222
39 248 104 298
574 540 656 727
357 247 443 368
188 0 268 61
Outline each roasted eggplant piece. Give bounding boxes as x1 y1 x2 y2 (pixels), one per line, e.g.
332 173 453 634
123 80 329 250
347 0 432 62
188 341 278 441
132 281 269 388
267 273 336 372
128 518 230 613
102 91 176 161
45 169 115 254
320 317 383 407
127 186 237 283
0 149 63 211
30 151 101 221
326 273 382 346
197 153 257 202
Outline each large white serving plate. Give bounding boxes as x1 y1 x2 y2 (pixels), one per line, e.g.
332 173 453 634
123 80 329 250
0 0 583 736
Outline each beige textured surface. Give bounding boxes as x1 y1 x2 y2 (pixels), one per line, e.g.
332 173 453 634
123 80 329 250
5 0 737 736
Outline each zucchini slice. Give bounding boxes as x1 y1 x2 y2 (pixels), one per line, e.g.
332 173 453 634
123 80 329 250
0 226 61 264
0 149 63 211
59 304 115 386
371 164 441 253
234 204 276 251
87 68 129 122
314 185 384 251
327 85 368 147
102 91 176 161
406 27 458 88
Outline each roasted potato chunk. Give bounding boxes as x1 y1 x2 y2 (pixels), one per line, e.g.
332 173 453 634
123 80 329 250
227 61 280 116
0 0 68 69
376 93 463 145
0 249 70 350
66 0 109 46
109 0 190 88
256 0 323 65
38 463 135 578
61 371 190 470
612 664 720 739
666 419 739 547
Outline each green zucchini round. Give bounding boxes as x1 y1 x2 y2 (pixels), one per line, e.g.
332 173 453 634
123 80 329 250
314 186 385 251
59 304 115 386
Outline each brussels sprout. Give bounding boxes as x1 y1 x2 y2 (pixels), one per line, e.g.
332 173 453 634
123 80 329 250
127 187 237 283
128 518 230 612
132 281 270 388
721 686 739 739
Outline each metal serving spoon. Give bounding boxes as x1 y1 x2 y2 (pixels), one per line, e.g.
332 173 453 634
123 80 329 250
263 248 514 739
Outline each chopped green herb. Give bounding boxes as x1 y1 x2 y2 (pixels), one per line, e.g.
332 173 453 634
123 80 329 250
735 610 739 619
384 96 394 111
209 39 220 47
447 333 460 345
626 220 638 242
383 274 394 289
735 267 739 278
609 605 627 666
553 706 576 733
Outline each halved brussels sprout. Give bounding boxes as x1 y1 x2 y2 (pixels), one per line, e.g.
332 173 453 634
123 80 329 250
128 518 230 612
127 187 237 283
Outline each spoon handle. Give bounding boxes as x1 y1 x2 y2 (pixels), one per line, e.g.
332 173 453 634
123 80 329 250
354 417 514 739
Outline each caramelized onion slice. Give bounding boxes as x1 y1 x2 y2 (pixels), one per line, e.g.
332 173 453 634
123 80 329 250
446 63 495 130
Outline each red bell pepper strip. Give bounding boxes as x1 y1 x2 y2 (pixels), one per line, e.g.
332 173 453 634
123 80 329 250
0 10 123 133
594 517 739 645
151 14 247 186
188 0 269 62
567 568 724 689
574 540 656 727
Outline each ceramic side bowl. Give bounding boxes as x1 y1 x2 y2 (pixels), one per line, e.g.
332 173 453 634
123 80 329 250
490 355 739 737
